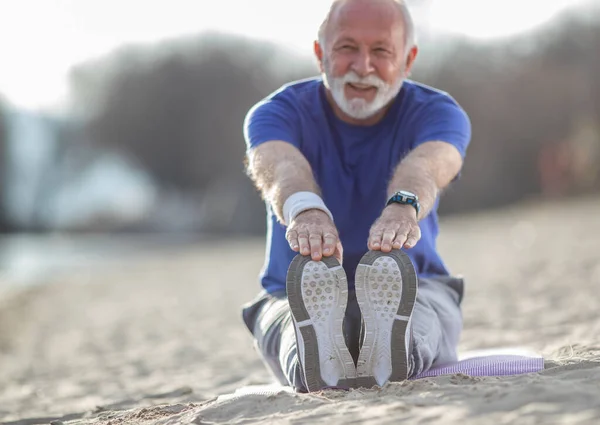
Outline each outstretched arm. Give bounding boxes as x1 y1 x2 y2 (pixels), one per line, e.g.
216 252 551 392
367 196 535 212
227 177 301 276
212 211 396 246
247 141 343 262
368 141 464 252
247 140 319 223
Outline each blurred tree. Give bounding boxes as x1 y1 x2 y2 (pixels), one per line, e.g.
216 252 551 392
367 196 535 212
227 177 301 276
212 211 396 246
418 10 600 213
74 33 314 190
72 33 317 233
70 12 600 234
0 102 8 232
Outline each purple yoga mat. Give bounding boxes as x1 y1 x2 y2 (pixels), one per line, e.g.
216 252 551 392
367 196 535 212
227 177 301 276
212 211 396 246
218 349 545 401
411 352 544 379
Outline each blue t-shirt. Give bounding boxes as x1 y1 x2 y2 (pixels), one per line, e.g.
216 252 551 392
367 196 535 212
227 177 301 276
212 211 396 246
244 77 471 294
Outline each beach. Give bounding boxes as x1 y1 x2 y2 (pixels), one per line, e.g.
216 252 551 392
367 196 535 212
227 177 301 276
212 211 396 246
1 195 599 424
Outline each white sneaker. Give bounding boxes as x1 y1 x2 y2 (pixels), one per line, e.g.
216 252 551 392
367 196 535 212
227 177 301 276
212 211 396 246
354 249 418 387
286 254 357 391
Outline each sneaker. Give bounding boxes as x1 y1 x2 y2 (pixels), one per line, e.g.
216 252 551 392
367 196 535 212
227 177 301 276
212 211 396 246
286 254 357 392
354 249 418 387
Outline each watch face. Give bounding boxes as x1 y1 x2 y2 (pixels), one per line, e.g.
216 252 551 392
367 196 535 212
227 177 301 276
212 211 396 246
398 190 416 198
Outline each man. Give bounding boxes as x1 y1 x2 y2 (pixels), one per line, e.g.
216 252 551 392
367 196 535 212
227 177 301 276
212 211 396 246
241 0 471 392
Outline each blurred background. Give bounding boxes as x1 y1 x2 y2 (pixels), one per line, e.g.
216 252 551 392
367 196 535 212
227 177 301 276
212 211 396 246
0 0 599 284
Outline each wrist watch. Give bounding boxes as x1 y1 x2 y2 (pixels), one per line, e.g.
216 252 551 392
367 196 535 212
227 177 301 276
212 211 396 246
386 190 421 218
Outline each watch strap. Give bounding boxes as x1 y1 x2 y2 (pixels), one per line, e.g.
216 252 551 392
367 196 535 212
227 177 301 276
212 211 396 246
386 191 421 218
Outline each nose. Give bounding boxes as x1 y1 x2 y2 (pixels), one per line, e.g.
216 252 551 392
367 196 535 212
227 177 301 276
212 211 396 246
351 49 375 77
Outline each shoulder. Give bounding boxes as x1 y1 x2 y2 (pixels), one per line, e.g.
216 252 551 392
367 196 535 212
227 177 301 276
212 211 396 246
399 80 471 135
243 77 323 148
244 77 324 133
401 81 472 157
403 80 462 110
253 77 322 110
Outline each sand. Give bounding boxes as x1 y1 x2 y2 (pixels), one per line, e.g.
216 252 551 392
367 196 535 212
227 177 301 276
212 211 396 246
0 195 599 425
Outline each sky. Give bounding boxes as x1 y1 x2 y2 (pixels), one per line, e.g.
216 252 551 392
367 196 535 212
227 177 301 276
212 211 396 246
0 0 590 112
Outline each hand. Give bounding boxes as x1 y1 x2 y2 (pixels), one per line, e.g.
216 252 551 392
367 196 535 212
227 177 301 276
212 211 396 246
368 204 421 252
286 209 343 263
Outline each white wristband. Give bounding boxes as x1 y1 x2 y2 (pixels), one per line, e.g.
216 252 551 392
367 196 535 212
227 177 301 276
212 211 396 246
282 191 334 225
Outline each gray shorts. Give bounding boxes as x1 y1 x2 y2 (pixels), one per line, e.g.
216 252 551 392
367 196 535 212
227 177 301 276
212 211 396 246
242 275 464 392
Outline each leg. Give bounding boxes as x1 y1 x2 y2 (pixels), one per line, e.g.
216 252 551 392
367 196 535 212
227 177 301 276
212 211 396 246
286 255 356 391
241 290 308 391
354 249 418 387
353 249 464 386
241 255 357 392
410 275 464 376
241 290 308 392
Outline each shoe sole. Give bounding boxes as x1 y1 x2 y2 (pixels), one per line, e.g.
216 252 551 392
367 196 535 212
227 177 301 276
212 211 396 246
354 249 418 387
286 254 357 392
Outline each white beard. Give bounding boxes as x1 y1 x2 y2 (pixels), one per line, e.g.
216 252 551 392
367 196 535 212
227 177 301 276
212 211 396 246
322 62 405 120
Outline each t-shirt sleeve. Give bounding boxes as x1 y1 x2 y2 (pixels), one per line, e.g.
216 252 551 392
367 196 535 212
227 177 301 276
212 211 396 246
412 95 472 159
243 94 302 152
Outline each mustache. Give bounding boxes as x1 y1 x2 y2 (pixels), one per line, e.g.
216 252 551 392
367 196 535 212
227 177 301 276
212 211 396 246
340 72 388 89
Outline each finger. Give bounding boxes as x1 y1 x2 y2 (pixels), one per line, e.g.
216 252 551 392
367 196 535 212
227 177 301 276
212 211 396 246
392 223 411 248
308 233 323 261
322 233 337 256
286 230 299 251
334 241 344 264
381 229 397 252
393 231 410 250
404 226 422 248
368 229 384 250
297 232 310 256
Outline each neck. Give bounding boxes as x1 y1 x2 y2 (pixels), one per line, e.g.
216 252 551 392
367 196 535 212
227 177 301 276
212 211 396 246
323 86 393 126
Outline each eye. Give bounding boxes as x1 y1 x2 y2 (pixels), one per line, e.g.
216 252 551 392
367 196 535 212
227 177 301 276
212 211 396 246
337 45 357 51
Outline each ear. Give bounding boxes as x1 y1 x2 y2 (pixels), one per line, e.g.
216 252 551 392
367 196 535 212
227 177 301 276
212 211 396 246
314 40 325 73
403 45 418 77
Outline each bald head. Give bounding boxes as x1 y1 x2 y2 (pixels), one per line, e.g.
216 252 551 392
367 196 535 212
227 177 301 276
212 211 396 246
318 0 416 51
314 0 419 124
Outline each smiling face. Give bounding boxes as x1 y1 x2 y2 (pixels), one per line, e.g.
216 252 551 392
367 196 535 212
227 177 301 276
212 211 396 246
315 0 418 125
